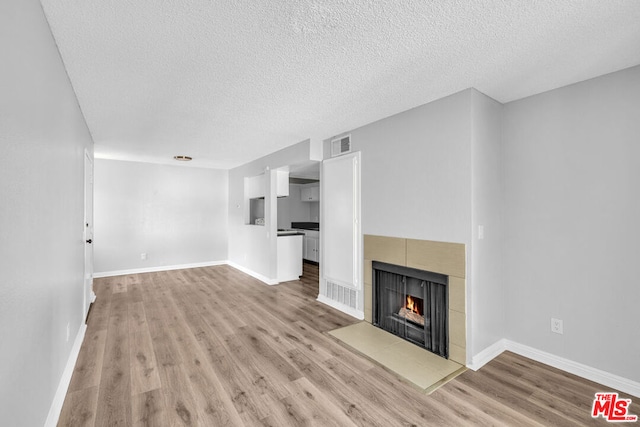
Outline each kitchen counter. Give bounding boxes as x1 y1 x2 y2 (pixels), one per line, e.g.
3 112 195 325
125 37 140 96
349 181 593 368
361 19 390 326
291 222 319 231
277 234 303 282
277 230 306 236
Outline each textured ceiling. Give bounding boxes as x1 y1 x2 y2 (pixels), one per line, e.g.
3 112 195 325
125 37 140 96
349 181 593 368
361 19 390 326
41 0 640 169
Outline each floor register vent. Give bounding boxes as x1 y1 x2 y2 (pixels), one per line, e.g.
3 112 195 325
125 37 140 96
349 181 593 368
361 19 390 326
326 280 357 309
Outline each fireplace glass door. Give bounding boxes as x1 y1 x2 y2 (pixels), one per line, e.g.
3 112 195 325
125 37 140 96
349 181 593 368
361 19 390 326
373 261 448 358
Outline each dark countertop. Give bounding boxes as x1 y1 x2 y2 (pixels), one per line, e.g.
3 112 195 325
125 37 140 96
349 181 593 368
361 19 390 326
291 222 319 231
277 231 305 237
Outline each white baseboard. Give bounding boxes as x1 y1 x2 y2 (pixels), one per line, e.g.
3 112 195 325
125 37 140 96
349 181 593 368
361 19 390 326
93 260 227 278
468 338 507 371
506 341 640 398
45 324 87 427
469 339 640 398
94 260 286 286
316 294 365 320
226 261 279 285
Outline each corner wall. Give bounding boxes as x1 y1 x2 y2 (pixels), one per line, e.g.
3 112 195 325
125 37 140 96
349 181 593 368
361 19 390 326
502 65 640 382
0 0 94 425
329 89 479 363
469 90 504 357
93 159 229 274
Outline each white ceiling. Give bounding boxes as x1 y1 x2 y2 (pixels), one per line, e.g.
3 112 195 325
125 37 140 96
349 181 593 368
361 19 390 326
41 0 640 169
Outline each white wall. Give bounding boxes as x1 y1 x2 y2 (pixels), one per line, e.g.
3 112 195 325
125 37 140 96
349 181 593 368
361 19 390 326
469 90 504 356
349 90 473 245
329 90 481 360
0 0 93 425
503 66 640 382
94 159 228 273
277 184 311 229
228 140 317 281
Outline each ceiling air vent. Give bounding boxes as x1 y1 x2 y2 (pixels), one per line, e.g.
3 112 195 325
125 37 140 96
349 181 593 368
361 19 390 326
331 135 351 157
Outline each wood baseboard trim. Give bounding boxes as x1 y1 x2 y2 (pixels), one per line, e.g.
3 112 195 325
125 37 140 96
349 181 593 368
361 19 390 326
470 339 640 398
93 260 227 278
45 324 87 427
316 294 364 320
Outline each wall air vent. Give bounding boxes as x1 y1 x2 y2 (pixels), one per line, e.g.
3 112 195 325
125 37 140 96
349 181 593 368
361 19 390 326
326 280 358 309
331 135 351 157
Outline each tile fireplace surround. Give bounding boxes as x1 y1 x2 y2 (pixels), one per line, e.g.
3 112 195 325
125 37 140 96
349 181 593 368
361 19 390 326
364 235 466 365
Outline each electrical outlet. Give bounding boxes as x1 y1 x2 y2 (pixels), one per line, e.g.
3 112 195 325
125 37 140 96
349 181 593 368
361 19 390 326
551 318 563 334
141 253 147 260
66 322 70 342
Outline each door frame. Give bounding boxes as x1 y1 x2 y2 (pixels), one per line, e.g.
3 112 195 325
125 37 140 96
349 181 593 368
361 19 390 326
83 149 95 322
319 151 363 318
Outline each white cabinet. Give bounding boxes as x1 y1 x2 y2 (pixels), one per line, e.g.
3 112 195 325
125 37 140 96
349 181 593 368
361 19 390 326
245 174 265 198
277 234 303 282
245 170 289 198
303 236 319 262
299 229 319 262
300 185 320 202
277 170 289 197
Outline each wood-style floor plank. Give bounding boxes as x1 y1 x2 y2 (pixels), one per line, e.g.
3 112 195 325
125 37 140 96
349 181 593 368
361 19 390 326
94 292 132 427
68 329 107 392
128 301 162 396
58 263 640 426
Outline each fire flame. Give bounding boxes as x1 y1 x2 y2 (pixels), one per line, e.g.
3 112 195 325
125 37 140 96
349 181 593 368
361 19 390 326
406 295 419 315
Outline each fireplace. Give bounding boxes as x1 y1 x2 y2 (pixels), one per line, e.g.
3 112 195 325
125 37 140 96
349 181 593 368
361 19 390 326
372 261 448 358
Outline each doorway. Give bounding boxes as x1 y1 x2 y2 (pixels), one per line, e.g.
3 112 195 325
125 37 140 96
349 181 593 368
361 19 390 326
319 151 362 318
83 149 95 322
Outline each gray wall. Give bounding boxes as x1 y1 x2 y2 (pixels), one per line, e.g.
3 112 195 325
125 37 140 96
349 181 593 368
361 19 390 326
503 65 640 382
352 90 473 244
94 159 228 273
0 0 93 425
277 183 320 229
469 90 504 356
337 89 504 362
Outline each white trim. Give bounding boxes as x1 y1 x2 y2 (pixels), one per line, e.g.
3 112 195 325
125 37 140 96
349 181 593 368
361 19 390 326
317 294 365 320
505 340 640 398
93 260 227 278
467 338 507 371
226 261 279 285
45 324 87 427
469 339 640 398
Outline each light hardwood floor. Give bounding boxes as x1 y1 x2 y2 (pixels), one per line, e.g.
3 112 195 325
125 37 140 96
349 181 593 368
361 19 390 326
58 263 638 426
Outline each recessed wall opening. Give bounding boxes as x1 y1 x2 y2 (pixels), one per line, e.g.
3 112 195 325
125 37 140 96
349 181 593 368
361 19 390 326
373 261 448 359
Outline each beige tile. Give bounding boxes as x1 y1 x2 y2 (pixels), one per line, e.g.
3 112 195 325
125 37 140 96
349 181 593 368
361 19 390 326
364 283 372 314
329 322 465 391
391 342 461 376
414 351 462 376
364 259 372 285
328 322 401 355
364 235 406 266
448 343 466 365
406 239 465 278
449 310 466 349
364 308 372 324
449 276 466 314
369 344 461 390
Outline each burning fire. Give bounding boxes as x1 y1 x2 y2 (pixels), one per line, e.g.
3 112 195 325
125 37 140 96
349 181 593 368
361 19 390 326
398 295 425 326
405 295 421 315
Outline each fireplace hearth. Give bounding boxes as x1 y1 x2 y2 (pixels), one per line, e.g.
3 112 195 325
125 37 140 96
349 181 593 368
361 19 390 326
373 261 448 358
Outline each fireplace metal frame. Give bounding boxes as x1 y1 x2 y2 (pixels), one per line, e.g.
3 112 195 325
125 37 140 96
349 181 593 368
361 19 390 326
372 261 449 358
